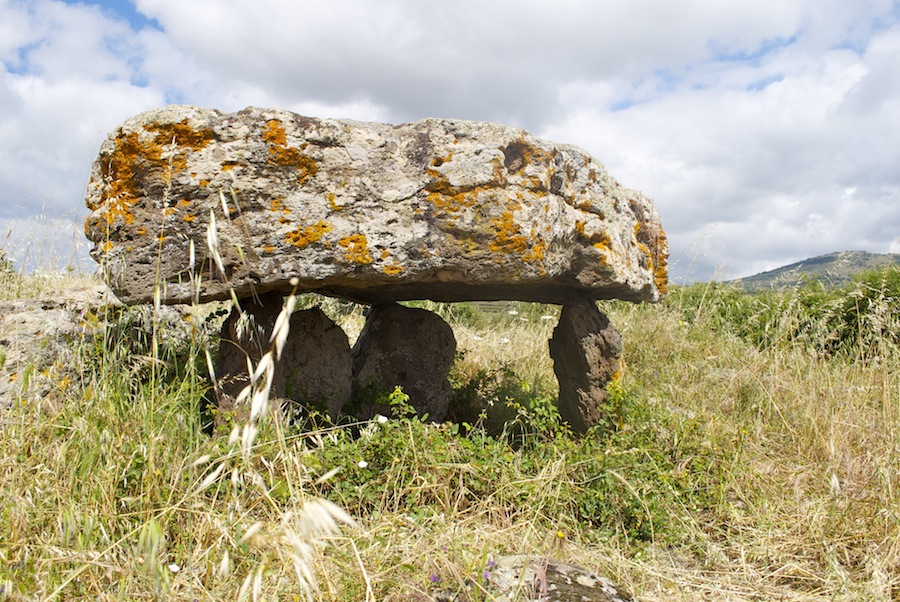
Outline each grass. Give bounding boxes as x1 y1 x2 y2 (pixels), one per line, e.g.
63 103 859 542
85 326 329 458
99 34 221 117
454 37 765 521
0 254 898 600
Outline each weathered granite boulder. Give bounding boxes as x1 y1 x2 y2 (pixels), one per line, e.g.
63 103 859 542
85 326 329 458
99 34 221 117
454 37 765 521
84 105 667 306
217 293 351 420
549 298 624 433
351 303 456 420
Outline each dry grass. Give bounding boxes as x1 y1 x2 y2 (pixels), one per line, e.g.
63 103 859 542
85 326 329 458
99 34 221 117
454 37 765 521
0 256 898 600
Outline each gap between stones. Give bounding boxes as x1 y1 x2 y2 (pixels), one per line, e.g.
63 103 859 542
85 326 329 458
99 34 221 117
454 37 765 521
216 292 621 434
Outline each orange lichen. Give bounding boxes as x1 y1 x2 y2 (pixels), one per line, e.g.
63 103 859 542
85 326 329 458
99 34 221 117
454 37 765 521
262 119 288 146
338 234 373 264
427 152 453 176
146 119 214 151
489 200 544 264
199 179 210 187
184 215 196 223
634 222 669 294
382 263 404 275
326 192 344 211
522 238 546 263
270 198 290 213
591 231 611 251
136 226 146 235
87 119 214 233
263 119 318 182
501 137 554 175
102 241 114 253
286 220 332 248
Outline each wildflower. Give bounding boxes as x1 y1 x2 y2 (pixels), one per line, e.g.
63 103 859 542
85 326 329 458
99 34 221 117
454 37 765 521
376 414 389 424
358 460 368 469
168 563 180 573
429 574 441 583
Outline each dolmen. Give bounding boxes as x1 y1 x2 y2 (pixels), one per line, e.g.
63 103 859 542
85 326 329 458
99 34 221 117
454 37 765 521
84 106 668 432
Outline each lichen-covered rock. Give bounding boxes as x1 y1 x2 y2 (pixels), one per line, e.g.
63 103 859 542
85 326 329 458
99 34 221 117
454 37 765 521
426 555 636 602
549 297 624 433
487 555 636 602
84 105 668 306
0 286 114 406
351 303 456 421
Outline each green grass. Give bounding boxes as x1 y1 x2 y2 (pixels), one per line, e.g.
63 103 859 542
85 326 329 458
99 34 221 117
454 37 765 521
0 263 898 600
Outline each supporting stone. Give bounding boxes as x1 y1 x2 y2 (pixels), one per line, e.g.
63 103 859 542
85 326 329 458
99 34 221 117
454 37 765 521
217 291 285 420
549 297 623 433
351 303 456 421
216 292 351 421
281 307 351 419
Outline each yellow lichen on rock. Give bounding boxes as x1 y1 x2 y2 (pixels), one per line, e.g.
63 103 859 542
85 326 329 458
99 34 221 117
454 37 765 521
262 119 318 182
286 220 332 248
338 234 373 264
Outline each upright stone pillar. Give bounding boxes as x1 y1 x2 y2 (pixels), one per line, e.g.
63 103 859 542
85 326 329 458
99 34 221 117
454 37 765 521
549 297 623 433
216 293 351 421
351 303 456 421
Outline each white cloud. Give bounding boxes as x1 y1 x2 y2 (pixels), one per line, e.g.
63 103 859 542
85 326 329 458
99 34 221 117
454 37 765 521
1 0 899 279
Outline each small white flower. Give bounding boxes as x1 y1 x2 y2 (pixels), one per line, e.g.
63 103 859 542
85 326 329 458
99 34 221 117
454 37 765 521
507 309 519 316
376 414 389 424
168 563 180 573
358 460 368 469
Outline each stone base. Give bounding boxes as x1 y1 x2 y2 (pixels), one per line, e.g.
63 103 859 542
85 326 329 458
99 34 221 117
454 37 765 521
549 297 623 433
216 293 351 422
351 303 456 421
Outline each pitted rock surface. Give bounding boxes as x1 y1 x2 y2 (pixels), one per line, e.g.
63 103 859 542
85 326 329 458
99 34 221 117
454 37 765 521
84 106 667 306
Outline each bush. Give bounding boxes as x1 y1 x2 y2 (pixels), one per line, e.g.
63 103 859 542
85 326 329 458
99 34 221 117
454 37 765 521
671 265 899 361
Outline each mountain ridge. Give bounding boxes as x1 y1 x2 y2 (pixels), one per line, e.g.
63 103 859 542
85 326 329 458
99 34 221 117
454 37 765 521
728 250 900 291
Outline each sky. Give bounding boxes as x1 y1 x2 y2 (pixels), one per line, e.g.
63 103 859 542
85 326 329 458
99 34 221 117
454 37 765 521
1 0 899 282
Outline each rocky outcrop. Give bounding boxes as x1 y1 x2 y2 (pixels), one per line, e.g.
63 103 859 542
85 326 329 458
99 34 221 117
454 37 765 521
84 106 667 307
351 303 456 421
426 555 636 602
0 285 113 406
549 298 624 433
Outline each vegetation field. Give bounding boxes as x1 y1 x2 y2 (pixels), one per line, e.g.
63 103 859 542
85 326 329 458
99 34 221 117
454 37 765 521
0 252 898 600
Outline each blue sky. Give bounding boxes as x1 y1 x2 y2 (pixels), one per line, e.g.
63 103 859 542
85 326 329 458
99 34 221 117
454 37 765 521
2 0 899 281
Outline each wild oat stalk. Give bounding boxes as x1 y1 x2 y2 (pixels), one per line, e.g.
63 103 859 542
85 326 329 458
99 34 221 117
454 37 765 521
195 207 356 600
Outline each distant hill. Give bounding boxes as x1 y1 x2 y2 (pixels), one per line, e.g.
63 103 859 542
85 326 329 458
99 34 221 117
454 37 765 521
729 251 900 291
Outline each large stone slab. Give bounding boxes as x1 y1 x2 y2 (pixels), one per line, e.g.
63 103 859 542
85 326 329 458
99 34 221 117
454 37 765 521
84 106 668 306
